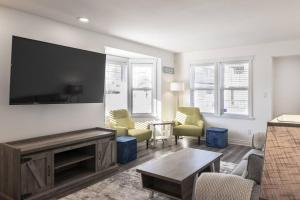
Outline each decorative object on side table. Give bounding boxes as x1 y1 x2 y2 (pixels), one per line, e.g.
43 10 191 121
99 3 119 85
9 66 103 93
206 127 228 148
149 121 175 147
116 136 137 164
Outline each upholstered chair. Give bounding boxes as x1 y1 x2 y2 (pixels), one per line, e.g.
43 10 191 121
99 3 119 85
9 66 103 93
109 109 152 148
173 107 204 145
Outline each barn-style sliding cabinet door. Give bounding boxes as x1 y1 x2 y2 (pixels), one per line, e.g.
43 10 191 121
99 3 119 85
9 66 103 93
97 137 117 171
21 152 52 199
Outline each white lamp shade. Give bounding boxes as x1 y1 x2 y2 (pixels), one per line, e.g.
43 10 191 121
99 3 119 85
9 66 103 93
170 82 184 92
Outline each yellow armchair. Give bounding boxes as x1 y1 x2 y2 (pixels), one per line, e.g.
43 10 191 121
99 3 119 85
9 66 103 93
108 109 152 148
173 107 204 145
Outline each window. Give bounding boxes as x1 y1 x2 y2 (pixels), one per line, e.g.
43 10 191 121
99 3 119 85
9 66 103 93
191 64 216 113
105 52 158 118
191 58 253 118
130 61 156 116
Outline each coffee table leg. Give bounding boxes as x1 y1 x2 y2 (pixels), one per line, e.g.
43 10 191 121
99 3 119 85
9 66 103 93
192 172 200 200
153 125 157 147
149 191 154 199
211 158 220 172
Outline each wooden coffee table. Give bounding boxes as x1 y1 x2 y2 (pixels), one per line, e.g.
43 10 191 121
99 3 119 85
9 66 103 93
136 148 223 200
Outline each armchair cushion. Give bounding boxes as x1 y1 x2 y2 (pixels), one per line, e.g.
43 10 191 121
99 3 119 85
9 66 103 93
116 118 135 129
175 107 203 126
128 129 152 143
109 109 135 129
173 125 203 137
113 126 128 136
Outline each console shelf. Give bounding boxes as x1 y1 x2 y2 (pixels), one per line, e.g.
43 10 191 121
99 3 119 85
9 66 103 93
55 154 95 170
55 167 95 187
54 145 96 170
0 127 118 200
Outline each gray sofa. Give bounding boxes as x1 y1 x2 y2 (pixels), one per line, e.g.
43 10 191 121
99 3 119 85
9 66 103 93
231 132 265 177
231 132 266 200
195 132 266 200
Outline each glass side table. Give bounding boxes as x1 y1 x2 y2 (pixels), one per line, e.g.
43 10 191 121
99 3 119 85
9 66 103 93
149 121 175 147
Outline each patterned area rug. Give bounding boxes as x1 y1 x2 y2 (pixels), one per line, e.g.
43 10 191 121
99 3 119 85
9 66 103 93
61 160 237 200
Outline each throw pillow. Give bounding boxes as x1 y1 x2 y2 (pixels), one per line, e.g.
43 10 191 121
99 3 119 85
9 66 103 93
175 111 187 125
246 154 264 184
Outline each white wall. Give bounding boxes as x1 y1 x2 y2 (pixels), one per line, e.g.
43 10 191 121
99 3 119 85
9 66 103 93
273 56 300 117
0 7 175 142
175 40 300 146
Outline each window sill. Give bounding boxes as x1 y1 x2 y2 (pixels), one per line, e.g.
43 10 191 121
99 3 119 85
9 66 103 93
202 113 255 120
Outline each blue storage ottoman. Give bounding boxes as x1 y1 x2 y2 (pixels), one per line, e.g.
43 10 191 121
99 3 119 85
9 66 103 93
206 127 228 148
116 136 137 164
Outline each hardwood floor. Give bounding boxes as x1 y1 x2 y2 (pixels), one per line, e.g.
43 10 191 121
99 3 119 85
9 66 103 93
117 137 251 173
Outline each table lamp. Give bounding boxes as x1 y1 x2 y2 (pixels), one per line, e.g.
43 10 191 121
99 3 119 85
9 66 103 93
170 81 184 109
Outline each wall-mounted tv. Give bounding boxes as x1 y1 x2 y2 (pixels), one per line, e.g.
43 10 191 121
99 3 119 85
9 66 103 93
10 36 106 105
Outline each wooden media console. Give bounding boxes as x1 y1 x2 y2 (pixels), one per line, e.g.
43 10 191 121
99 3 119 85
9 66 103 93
0 127 118 200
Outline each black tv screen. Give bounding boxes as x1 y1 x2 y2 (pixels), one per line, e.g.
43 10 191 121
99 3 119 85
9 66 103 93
10 36 106 105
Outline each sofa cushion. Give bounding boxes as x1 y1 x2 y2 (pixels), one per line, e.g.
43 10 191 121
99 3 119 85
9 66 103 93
246 154 264 184
128 129 152 142
242 149 264 160
231 160 248 177
173 125 203 137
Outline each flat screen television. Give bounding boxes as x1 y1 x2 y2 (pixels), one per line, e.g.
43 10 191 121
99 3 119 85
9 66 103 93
10 36 106 105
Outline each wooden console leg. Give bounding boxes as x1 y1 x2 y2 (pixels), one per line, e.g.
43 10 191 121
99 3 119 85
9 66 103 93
198 136 201 145
146 140 149 149
175 136 178 145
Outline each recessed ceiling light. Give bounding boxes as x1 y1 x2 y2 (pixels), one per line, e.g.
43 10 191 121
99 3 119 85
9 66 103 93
78 17 89 23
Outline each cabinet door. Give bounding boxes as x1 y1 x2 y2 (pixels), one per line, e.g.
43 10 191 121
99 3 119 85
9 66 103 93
97 138 116 171
21 152 52 199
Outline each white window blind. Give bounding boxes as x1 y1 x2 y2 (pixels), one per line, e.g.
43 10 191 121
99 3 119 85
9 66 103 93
105 63 122 94
222 61 249 115
191 64 215 113
105 60 128 116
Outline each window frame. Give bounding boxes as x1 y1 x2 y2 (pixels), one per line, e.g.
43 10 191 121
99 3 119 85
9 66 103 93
128 59 157 118
190 57 254 119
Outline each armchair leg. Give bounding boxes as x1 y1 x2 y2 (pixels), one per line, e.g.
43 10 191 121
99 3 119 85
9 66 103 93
146 140 149 149
175 136 178 145
198 136 201 145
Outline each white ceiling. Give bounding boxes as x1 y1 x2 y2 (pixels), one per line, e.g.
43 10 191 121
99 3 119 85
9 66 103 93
1 0 300 53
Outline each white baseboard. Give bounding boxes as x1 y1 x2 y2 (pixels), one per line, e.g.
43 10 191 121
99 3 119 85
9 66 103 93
228 138 251 147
